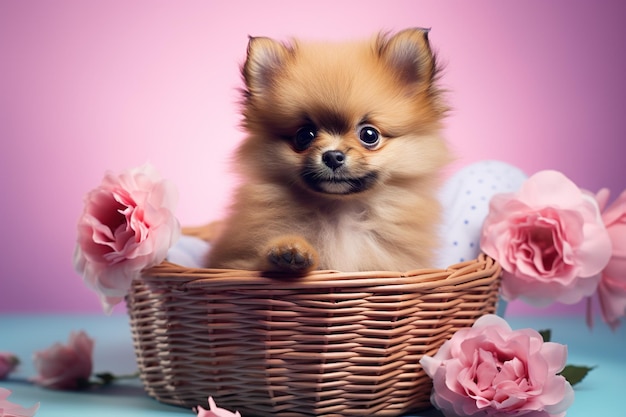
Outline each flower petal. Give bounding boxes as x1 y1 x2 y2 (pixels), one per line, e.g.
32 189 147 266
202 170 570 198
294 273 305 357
421 315 574 417
74 164 181 313
517 170 586 209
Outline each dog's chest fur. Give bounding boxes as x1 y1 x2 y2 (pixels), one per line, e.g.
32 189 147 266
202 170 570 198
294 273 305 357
314 207 372 271
304 201 403 272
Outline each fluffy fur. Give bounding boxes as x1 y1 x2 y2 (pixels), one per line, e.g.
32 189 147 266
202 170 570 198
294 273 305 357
208 28 450 274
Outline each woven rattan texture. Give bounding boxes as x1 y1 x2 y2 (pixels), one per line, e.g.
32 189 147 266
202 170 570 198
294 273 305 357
127 254 501 417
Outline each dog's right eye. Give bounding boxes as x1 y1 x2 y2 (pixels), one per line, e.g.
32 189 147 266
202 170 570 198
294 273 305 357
294 126 317 151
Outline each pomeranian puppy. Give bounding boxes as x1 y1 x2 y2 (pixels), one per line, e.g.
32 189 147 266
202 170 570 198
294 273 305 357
207 28 450 274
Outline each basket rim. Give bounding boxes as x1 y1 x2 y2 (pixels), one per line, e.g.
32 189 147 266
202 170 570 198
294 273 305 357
140 253 500 291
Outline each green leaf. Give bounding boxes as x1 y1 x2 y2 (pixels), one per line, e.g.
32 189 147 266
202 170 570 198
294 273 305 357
560 365 595 386
94 372 116 385
538 329 552 342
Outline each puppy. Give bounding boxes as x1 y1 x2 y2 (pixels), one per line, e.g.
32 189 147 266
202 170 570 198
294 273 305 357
208 28 450 274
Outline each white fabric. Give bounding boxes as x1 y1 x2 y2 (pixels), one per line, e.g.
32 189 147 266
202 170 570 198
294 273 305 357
166 235 211 268
436 160 527 268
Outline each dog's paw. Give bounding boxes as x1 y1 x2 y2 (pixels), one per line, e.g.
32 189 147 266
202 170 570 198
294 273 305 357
261 235 319 275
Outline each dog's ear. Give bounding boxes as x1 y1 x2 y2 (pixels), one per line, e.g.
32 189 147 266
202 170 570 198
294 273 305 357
242 36 293 96
377 28 437 86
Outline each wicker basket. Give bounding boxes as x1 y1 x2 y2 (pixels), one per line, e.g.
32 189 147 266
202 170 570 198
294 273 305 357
127 253 501 417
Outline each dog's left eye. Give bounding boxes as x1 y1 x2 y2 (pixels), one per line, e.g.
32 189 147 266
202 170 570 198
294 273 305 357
294 126 317 151
358 125 381 148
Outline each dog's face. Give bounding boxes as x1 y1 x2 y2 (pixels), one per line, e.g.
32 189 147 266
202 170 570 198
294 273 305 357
236 29 449 198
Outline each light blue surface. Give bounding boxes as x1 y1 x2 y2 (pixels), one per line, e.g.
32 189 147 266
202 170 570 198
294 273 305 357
1 314 624 416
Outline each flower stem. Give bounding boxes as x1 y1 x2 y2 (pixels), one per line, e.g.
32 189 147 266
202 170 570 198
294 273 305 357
92 371 140 387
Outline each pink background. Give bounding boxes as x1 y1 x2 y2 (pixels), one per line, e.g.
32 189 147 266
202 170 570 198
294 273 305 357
1 1 624 314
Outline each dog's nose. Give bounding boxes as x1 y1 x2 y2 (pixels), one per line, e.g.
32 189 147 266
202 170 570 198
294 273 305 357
322 150 346 170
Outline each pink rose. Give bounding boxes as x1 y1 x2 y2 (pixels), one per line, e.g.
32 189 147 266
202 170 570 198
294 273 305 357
0 388 39 417
196 397 241 417
0 352 19 379
32 331 94 390
74 163 180 313
594 189 626 329
420 315 574 417
480 170 612 306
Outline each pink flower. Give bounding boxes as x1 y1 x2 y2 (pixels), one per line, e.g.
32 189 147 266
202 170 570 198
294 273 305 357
420 315 574 417
196 397 241 417
480 170 612 306
0 388 39 417
0 353 19 380
74 163 180 313
594 189 626 329
32 331 94 390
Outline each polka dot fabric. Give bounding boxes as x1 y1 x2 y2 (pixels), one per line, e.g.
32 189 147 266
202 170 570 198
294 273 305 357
436 160 527 268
